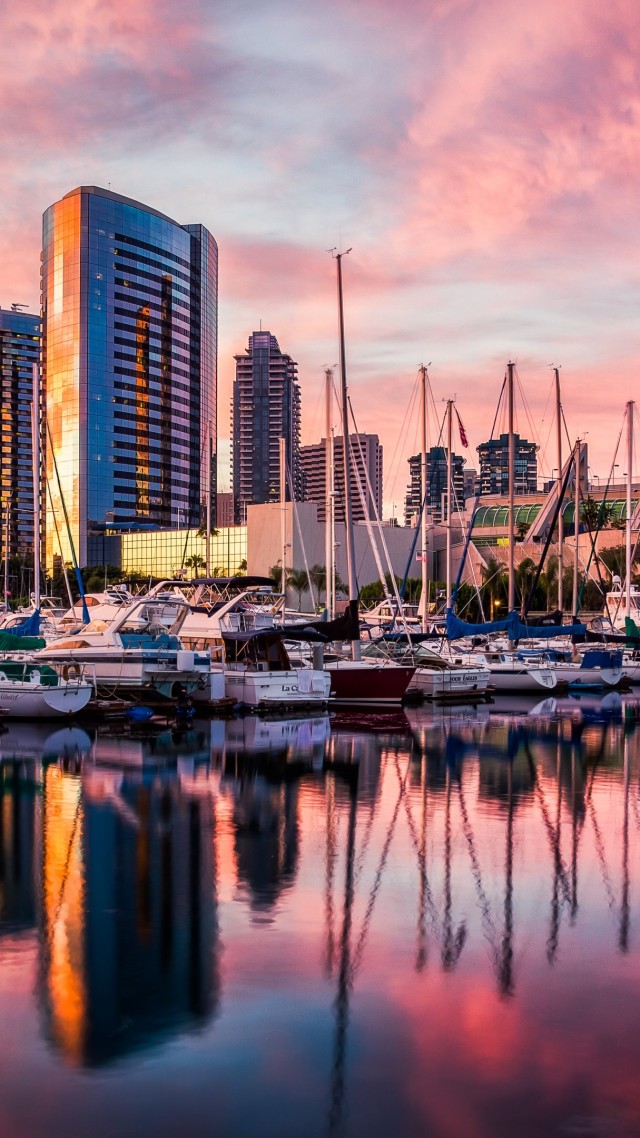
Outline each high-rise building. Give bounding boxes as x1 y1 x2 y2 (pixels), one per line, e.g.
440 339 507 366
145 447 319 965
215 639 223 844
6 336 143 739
42 186 217 568
0 306 41 559
476 433 538 496
300 434 383 523
404 447 465 526
232 331 301 524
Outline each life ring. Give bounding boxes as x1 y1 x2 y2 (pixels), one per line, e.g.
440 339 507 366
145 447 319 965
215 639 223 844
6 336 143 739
62 663 81 682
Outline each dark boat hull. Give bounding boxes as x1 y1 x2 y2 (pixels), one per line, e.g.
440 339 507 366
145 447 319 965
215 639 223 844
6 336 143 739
326 662 415 705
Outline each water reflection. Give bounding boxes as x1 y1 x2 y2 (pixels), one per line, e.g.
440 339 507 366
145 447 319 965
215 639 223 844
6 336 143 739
0 701 639 1135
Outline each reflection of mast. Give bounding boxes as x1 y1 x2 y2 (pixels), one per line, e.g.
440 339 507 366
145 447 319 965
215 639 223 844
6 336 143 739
498 764 514 998
328 779 356 1137
324 776 338 976
619 736 630 953
441 767 466 971
570 746 578 921
416 749 428 971
547 739 562 964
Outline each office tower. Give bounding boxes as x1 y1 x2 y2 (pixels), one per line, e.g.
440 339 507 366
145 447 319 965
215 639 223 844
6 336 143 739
232 331 301 524
300 434 383 523
42 186 217 568
476 433 538 496
0 306 41 560
403 446 465 525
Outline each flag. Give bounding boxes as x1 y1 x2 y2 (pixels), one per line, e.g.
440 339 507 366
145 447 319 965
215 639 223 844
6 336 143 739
456 409 468 448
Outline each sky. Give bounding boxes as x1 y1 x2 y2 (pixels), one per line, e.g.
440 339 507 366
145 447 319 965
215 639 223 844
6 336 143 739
1 0 640 515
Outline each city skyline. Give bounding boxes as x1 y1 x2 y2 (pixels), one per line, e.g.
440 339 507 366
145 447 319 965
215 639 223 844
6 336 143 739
1 1 639 516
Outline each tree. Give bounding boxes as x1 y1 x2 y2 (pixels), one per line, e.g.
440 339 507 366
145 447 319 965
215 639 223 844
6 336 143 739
286 568 310 611
581 496 615 532
598 545 628 580
270 564 283 589
514 557 536 607
185 553 205 578
481 557 508 618
538 555 559 611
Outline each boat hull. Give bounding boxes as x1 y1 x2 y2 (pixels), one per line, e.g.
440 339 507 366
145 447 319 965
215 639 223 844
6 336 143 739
326 661 415 705
0 680 93 718
225 668 331 709
409 667 490 699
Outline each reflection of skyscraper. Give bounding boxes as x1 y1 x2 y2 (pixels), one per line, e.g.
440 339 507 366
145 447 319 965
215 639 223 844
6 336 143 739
39 768 219 1065
0 763 38 934
42 186 218 568
231 778 300 914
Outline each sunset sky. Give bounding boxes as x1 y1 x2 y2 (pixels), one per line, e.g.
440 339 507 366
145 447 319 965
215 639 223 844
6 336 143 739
1 0 639 513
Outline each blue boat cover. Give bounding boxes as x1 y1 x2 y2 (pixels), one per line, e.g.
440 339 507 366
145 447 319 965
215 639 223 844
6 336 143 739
446 608 586 641
10 610 41 637
580 649 622 669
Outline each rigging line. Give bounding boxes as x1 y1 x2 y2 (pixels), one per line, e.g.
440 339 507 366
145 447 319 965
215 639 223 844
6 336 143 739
579 412 626 621
384 370 421 511
523 746 572 906
352 754 388 886
455 777 500 965
348 400 413 634
286 459 316 609
490 376 507 442
587 796 617 912
350 755 409 979
400 781 441 937
515 367 545 470
45 478 74 610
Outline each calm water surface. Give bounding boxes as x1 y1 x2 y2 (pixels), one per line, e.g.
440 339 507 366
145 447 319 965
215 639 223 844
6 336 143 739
1 694 640 1138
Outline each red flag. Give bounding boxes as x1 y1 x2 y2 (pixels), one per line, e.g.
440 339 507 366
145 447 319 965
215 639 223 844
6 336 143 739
456 409 468 448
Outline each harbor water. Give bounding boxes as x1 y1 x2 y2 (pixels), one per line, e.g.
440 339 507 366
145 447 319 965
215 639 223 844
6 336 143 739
1 694 640 1137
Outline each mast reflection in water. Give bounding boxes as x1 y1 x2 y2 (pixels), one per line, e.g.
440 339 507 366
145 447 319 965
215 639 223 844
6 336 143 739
0 698 638 1136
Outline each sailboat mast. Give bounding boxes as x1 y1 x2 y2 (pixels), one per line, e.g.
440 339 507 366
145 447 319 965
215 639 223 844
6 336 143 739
279 436 287 602
555 368 563 612
626 400 634 619
325 369 334 620
335 249 360 661
572 439 580 617
446 399 453 609
507 362 515 612
420 365 429 632
31 363 40 610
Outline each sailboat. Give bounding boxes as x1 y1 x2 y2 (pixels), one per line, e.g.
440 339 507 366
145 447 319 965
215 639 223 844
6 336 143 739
321 251 416 705
0 372 94 718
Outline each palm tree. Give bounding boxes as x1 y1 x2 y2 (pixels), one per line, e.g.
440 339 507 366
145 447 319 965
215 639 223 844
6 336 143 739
309 563 327 605
581 496 615 532
481 557 508 620
286 568 309 612
185 553 205 578
514 556 536 608
538 555 559 611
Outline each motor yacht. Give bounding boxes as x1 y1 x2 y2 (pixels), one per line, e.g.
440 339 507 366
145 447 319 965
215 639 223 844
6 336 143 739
35 597 211 700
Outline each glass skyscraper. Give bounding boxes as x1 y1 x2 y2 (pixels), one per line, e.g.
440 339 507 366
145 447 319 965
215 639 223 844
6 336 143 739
232 331 301 524
0 305 41 559
42 187 217 568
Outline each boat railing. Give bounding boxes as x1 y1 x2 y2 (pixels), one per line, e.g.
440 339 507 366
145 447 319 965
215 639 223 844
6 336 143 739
222 611 276 633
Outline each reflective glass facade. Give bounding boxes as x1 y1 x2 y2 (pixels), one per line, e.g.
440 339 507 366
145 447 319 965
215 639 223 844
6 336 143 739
232 332 301 524
0 307 42 557
42 187 217 568
101 526 247 579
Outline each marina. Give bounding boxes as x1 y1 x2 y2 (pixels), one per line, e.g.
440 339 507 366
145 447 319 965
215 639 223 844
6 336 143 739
0 694 639 1137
